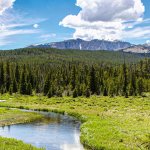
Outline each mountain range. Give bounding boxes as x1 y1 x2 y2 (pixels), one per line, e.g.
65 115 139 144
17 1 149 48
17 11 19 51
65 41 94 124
28 39 150 54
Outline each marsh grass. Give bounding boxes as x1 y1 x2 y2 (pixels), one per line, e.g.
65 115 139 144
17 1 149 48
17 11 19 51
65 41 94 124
0 137 44 150
0 108 43 127
0 94 150 149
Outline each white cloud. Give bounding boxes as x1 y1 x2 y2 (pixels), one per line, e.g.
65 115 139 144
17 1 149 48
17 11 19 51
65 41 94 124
0 38 11 46
33 24 39 28
123 26 150 39
39 33 56 42
146 40 150 45
40 33 56 39
60 0 146 41
0 0 48 46
0 9 46 46
76 0 144 22
0 29 39 38
0 27 40 46
0 0 16 15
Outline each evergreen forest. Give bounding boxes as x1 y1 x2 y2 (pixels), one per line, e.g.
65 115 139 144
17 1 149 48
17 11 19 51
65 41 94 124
0 48 149 98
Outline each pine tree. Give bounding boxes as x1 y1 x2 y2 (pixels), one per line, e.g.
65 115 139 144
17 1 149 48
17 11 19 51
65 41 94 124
0 63 4 88
12 79 18 93
71 66 76 90
9 86 13 95
129 72 137 96
77 84 82 96
20 65 27 95
122 63 128 98
15 64 20 83
44 75 50 96
109 81 115 97
6 62 11 92
27 83 32 95
137 78 144 95
28 70 34 88
90 66 97 94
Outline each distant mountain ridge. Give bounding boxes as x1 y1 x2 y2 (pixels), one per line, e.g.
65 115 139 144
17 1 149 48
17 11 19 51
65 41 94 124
28 39 132 51
28 38 150 54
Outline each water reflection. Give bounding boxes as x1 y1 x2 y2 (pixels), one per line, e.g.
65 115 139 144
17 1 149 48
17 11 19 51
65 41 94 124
0 112 84 150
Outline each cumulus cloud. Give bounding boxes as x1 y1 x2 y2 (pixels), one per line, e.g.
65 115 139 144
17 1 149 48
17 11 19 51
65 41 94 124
60 0 146 41
146 40 150 45
33 24 39 28
0 0 16 15
76 0 144 22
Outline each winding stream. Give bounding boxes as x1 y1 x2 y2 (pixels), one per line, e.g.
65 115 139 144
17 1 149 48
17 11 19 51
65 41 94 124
0 111 84 150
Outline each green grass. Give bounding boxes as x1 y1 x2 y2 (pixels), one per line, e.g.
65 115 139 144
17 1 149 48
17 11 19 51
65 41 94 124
0 137 44 150
0 107 43 126
0 94 150 150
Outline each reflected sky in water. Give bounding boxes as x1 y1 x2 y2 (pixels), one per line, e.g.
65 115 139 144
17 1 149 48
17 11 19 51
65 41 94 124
0 112 84 150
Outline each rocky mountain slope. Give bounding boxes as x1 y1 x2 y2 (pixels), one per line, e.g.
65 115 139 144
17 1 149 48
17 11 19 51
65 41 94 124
28 38 150 54
29 39 131 51
123 44 150 54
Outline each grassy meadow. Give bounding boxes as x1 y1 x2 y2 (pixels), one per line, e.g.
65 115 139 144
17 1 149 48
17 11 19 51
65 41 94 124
0 94 149 150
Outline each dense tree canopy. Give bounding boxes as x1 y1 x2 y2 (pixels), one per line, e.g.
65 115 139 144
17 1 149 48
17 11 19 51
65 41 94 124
0 49 150 97
0 48 149 97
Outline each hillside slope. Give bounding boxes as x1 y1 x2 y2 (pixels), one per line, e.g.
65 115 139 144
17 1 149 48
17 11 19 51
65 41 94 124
0 48 147 64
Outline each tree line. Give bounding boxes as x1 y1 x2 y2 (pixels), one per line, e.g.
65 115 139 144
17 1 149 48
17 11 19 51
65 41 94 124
0 58 149 98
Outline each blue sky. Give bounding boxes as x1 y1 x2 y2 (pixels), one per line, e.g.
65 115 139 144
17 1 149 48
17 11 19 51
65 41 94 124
0 0 150 50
